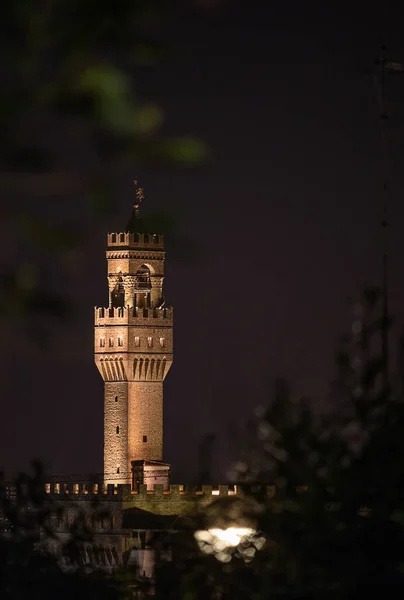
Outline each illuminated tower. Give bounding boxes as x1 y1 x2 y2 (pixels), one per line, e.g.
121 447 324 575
94 183 173 486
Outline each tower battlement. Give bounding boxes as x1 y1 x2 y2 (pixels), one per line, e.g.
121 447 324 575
107 232 164 250
45 483 277 502
95 306 173 327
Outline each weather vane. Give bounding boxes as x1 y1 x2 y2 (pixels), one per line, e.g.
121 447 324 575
133 177 145 208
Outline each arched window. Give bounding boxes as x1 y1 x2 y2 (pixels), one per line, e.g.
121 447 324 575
111 277 124 308
111 233 116 243
134 265 151 309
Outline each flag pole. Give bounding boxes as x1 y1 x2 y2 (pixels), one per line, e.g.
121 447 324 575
375 47 403 392
378 46 389 393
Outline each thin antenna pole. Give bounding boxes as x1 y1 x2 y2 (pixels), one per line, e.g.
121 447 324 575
376 46 389 391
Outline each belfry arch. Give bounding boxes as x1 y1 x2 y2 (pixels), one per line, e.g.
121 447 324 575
134 265 151 308
111 276 124 308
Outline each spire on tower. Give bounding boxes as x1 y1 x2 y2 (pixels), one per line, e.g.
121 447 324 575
126 177 145 232
134 177 144 211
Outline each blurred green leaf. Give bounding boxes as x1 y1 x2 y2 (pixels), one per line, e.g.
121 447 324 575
132 43 160 66
16 263 38 291
133 103 163 135
77 64 133 132
160 137 209 164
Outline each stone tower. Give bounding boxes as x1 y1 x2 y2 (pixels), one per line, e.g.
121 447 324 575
94 184 173 485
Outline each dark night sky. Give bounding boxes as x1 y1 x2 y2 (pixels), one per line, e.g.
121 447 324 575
2 2 404 482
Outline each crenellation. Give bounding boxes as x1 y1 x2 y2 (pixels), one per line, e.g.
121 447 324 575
153 484 165 496
45 483 131 500
107 232 164 250
94 306 173 327
219 484 231 496
134 484 148 497
45 483 277 500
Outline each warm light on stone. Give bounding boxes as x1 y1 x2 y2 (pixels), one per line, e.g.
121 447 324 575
95 229 173 485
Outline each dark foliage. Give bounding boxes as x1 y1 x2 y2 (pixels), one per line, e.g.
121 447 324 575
153 289 404 599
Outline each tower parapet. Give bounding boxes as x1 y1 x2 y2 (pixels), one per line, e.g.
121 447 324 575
107 232 164 250
45 482 277 514
94 306 173 327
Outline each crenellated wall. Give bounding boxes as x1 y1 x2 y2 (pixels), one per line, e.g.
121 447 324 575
45 483 277 516
94 306 173 326
107 232 164 250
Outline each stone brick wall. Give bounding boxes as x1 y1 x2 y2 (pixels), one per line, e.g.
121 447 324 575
104 382 129 484
128 382 163 462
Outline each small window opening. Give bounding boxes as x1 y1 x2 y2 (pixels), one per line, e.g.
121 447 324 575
147 336 153 348
109 338 114 347
159 337 165 348
100 338 105 347
111 233 116 243
118 336 123 346
143 435 148 443
116 426 120 434
120 233 125 242
115 396 118 402
135 336 140 347
117 467 120 474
